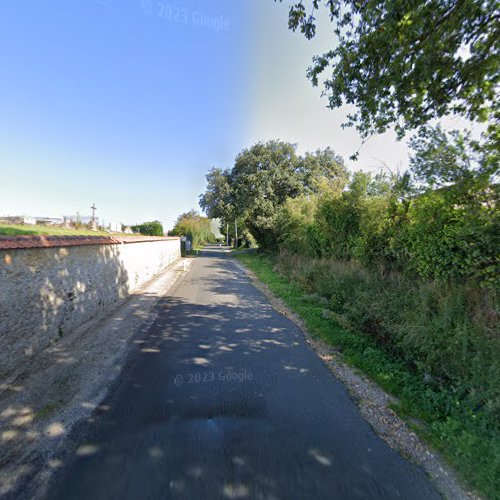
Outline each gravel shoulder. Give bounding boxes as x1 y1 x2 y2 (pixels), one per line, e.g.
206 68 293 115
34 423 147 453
234 258 480 500
0 259 190 499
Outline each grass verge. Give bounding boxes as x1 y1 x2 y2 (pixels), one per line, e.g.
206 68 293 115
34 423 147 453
0 224 128 236
235 251 499 500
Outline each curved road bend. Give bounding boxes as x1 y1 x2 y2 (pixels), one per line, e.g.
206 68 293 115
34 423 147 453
47 246 440 500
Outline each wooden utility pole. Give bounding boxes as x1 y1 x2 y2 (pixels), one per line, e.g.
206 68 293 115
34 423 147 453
226 222 229 247
235 220 238 248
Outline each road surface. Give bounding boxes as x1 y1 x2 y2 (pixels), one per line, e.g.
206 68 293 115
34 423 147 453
47 246 440 499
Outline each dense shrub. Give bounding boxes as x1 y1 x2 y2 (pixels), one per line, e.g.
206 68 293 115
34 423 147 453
400 184 499 285
170 210 214 248
277 196 323 257
131 220 164 236
277 171 498 288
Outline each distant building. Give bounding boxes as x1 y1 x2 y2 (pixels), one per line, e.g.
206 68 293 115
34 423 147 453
34 216 64 225
0 216 37 225
0 215 63 225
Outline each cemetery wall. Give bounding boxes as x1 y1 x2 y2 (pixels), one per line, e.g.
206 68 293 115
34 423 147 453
0 236 181 380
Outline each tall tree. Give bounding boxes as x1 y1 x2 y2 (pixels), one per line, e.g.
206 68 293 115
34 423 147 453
298 147 349 194
199 168 234 221
409 125 497 190
230 140 302 247
199 141 350 248
281 0 499 140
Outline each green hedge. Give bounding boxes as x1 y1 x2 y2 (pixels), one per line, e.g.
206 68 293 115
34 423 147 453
131 220 164 236
277 176 499 288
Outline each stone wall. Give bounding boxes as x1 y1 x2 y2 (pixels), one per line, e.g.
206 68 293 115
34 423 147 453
0 236 180 380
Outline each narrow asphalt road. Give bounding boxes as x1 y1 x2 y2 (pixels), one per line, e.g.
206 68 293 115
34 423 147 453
46 247 440 500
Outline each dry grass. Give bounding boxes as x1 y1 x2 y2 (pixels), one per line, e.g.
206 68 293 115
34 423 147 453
0 224 128 237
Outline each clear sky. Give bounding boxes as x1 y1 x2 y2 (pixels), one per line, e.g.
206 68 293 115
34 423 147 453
0 0 469 230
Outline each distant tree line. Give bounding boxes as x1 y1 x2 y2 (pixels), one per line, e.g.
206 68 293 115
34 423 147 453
199 136 498 286
200 141 349 249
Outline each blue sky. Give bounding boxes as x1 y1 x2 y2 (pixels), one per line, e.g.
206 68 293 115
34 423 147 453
0 0 464 230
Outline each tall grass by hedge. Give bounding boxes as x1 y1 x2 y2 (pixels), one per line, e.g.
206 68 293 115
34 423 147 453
276 251 499 417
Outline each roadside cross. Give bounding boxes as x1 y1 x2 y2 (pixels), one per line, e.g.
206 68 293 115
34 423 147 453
90 203 97 230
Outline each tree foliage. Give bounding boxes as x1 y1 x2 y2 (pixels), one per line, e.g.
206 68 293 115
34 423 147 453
275 128 498 286
231 141 304 247
199 168 233 221
170 210 213 248
409 125 498 189
199 140 349 248
281 0 499 139
130 220 164 236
